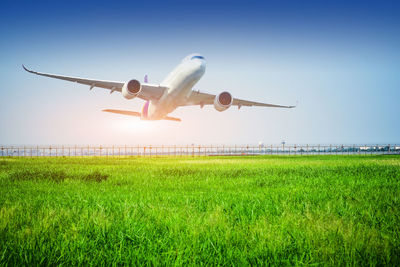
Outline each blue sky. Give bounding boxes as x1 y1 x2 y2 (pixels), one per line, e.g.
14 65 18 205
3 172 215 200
0 0 399 145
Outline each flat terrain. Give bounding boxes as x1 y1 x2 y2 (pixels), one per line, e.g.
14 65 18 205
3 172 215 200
0 155 399 265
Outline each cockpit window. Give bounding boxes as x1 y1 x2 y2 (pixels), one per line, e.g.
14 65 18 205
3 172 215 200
191 55 204 60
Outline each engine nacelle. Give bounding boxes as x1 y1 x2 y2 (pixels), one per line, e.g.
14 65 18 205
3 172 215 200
122 79 142 99
214 91 233 112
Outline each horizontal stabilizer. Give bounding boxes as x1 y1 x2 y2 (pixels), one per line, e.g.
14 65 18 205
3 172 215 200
102 109 181 122
164 116 181 122
102 109 140 117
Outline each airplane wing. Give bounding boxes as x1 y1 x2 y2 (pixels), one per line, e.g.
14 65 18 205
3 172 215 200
22 65 166 101
184 91 296 108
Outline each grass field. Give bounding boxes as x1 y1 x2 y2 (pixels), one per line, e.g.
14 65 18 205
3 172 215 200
0 155 399 265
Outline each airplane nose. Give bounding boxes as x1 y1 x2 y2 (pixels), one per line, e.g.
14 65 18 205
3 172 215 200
197 60 206 70
197 61 206 74
192 60 204 70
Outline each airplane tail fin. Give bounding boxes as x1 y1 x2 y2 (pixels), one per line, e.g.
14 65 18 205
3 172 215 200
102 109 181 122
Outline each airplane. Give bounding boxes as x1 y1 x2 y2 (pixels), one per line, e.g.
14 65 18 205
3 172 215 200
23 53 295 122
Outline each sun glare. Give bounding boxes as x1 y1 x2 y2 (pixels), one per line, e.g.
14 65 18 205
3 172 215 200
114 119 156 132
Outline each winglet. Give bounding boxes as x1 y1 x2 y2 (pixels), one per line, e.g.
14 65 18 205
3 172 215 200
22 64 30 72
286 101 298 108
22 64 35 74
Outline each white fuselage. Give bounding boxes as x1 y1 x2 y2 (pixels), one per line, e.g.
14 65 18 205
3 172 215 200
143 54 206 120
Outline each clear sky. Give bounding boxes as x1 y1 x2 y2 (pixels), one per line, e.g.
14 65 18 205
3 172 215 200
0 0 399 145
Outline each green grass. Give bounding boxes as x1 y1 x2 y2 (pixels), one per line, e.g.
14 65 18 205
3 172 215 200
0 155 399 266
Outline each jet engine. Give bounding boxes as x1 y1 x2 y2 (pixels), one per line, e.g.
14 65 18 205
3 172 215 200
122 79 142 99
214 91 233 112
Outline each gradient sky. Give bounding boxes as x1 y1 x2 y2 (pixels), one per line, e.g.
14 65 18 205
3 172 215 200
1 0 399 145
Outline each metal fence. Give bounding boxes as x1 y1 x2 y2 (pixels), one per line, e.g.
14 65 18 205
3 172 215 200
0 144 399 157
